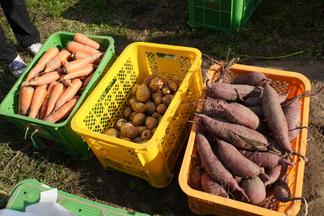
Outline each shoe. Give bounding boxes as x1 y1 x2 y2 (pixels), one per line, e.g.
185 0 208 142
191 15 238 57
27 43 42 56
8 55 26 78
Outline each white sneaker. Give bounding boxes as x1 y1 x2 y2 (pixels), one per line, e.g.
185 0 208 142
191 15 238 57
27 43 42 56
8 55 27 78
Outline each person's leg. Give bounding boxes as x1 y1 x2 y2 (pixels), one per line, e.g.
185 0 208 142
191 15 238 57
0 25 17 64
0 26 26 77
0 0 40 49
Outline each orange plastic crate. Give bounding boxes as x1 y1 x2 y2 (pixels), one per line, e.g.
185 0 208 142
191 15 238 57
179 64 311 216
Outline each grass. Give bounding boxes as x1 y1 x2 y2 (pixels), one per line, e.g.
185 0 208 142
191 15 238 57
0 0 323 214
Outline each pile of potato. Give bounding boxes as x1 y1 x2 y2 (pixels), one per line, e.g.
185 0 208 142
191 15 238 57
105 76 179 143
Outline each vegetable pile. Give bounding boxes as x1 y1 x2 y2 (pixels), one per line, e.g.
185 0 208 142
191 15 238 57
190 66 306 209
18 33 103 123
105 76 179 143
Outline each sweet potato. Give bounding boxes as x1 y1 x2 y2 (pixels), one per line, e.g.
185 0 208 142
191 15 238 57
207 82 261 101
201 172 229 198
244 94 286 107
216 138 265 178
264 165 284 186
283 98 301 141
241 177 266 204
232 72 267 86
202 97 260 129
273 180 305 203
262 83 291 152
248 106 264 119
190 165 203 190
196 132 248 199
196 114 268 150
240 151 293 168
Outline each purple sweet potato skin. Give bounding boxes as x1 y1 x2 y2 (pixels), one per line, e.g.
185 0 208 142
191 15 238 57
240 151 293 168
283 99 301 141
202 97 260 129
201 172 229 198
197 114 268 150
207 82 258 101
265 165 285 186
249 106 264 119
262 83 291 152
241 177 266 204
196 132 247 196
273 180 291 202
216 138 261 177
232 72 267 86
190 165 203 190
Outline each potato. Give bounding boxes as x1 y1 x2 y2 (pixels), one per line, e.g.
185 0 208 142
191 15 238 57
152 91 162 105
136 83 151 102
161 85 171 95
149 77 164 91
162 94 174 106
130 112 137 121
132 84 140 95
141 129 152 140
156 104 167 114
145 101 156 115
152 112 161 121
120 123 138 139
136 126 147 135
145 75 154 86
123 106 132 118
145 116 158 129
132 113 146 126
115 119 127 130
133 137 143 143
105 128 120 137
168 80 178 92
129 98 145 113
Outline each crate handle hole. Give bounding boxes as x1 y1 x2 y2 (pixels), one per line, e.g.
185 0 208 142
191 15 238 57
23 191 27 195
156 53 176 60
78 209 82 212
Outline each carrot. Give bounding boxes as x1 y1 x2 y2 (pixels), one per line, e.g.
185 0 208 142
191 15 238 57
232 72 268 86
39 82 56 119
241 177 266 204
61 79 72 87
25 47 59 82
196 114 268 150
28 85 47 118
240 151 293 169
54 79 82 110
207 82 261 101
63 52 102 73
44 97 78 123
46 82 64 117
44 49 71 72
81 73 93 88
18 86 34 115
216 138 265 178
66 41 99 55
262 83 291 152
61 64 94 80
25 71 60 86
202 97 260 130
201 172 229 198
71 51 90 60
74 33 100 50
196 132 249 200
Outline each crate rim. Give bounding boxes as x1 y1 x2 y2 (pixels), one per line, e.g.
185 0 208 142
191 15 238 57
71 41 202 151
0 31 115 128
179 64 311 216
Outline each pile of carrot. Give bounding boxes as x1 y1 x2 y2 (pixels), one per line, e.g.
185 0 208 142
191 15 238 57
190 65 308 209
18 33 103 123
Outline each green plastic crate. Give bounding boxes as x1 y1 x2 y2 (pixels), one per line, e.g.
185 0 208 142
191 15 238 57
188 0 263 32
6 179 149 216
0 32 115 159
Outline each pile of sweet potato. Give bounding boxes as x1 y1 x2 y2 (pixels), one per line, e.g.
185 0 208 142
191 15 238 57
190 68 304 207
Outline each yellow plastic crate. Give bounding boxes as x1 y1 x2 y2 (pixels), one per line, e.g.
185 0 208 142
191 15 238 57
71 42 203 188
179 64 311 215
